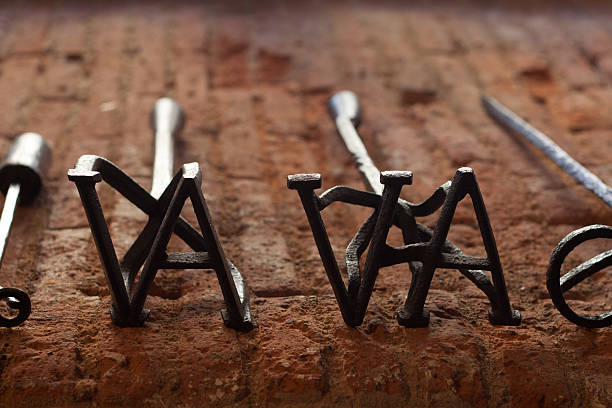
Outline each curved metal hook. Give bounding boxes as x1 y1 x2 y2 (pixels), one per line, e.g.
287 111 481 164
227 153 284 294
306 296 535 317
0 287 31 327
547 224 612 328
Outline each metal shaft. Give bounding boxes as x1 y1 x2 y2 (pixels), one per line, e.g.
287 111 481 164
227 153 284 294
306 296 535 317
150 98 185 199
329 91 384 195
482 95 612 208
0 184 21 271
151 128 174 199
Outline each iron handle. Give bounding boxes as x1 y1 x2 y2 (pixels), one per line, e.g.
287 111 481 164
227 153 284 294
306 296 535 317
150 97 185 136
328 90 362 127
0 133 51 206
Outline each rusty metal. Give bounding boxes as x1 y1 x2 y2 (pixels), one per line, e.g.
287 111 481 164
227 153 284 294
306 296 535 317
68 98 253 331
0 132 51 327
482 95 611 328
288 91 521 328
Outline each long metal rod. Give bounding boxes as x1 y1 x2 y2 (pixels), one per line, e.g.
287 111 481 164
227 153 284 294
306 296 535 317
0 183 21 269
151 129 174 199
482 95 612 208
329 91 384 195
150 98 184 199
334 115 384 195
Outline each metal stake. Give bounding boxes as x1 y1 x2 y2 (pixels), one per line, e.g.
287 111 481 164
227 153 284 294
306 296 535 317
0 133 51 327
68 98 253 330
482 95 611 328
288 91 520 327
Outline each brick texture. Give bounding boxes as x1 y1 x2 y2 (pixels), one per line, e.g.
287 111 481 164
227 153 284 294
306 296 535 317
0 1 610 407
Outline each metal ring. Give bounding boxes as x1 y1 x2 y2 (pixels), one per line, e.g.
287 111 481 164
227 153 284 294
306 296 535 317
546 224 612 328
0 287 31 327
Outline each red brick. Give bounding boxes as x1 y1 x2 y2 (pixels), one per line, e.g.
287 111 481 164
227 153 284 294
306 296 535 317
0 4 611 408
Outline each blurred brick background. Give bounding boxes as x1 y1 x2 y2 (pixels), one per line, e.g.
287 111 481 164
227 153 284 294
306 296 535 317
0 1 610 407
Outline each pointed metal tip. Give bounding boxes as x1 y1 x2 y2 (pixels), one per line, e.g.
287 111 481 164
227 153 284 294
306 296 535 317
480 95 508 121
480 94 496 110
328 90 362 128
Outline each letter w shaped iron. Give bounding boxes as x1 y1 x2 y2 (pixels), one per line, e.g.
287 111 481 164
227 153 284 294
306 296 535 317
287 91 521 328
68 156 252 331
289 170 521 328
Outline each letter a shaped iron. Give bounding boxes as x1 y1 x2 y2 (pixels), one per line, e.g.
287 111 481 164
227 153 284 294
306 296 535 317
69 158 252 330
67 98 252 331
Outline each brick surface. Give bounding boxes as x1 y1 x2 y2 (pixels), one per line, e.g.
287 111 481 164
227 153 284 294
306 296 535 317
0 1 610 407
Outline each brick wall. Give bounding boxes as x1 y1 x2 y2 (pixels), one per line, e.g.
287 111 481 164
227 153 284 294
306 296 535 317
0 1 610 407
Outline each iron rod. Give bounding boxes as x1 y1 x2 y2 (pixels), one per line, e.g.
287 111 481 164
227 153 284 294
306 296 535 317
150 98 185 199
482 95 612 208
0 184 20 269
329 91 384 194
151 129 174 199
334 115 384 195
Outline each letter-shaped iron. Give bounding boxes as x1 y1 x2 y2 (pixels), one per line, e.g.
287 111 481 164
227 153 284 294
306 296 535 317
289 91 521 328
68 98 253 331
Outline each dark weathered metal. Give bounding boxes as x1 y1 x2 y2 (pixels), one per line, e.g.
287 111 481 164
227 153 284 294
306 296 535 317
68 98 253 331
288 91 521 328
0 132 52 327
483 95 611 328
547 225 611 328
